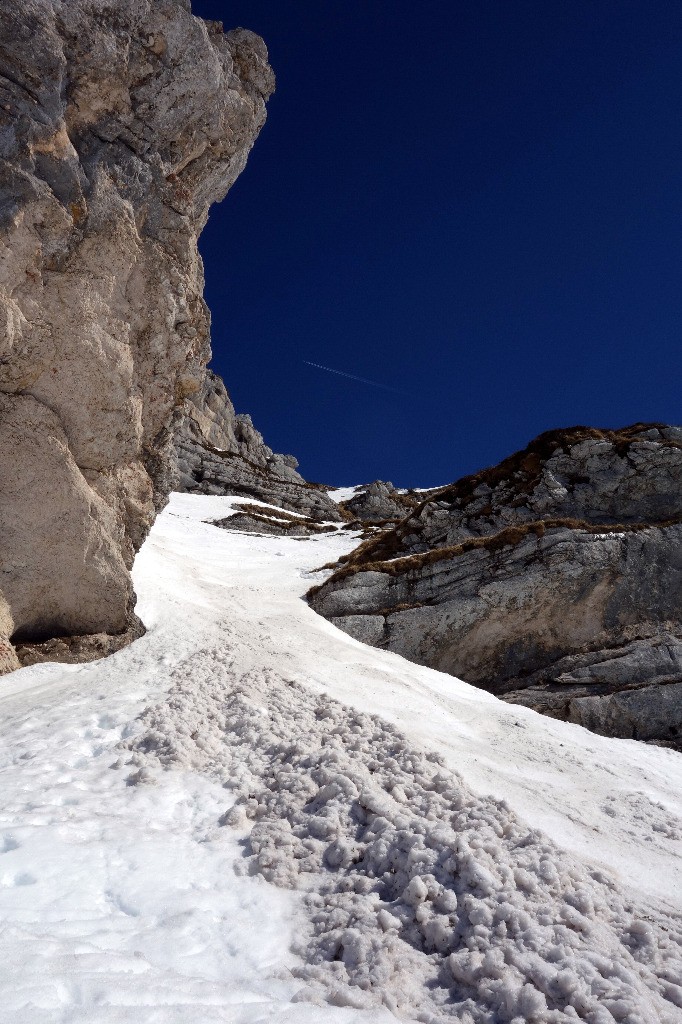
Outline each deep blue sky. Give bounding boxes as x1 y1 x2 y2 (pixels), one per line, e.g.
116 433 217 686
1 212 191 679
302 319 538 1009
193 1 682 487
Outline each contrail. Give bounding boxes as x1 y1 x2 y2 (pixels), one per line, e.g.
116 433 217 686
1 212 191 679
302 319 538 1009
303 360 408 395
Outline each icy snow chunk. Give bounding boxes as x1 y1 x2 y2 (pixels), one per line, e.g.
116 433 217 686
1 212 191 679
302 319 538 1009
128 666 682 1023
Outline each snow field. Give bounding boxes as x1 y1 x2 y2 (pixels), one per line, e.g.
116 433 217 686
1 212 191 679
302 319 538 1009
0 515 394 1022
128 660 682 1023
160 497 682 912
2 492 682 1023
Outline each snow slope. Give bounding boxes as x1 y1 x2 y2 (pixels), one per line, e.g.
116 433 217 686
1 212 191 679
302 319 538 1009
2 493 682 1022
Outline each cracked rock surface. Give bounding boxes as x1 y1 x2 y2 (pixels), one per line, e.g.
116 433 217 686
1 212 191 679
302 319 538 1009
309 425 682 747
173 370 343 521
0 0 273 667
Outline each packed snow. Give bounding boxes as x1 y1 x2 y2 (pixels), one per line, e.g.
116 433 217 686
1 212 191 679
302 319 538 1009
2 492 682 1022
328 486 366 503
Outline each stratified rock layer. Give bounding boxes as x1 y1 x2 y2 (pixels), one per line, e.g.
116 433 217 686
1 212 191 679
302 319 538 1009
173 370 343 520
0 0 273 666
310 425 682 747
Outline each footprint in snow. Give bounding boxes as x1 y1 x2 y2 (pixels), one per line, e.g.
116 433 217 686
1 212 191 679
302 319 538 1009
1 871 36 887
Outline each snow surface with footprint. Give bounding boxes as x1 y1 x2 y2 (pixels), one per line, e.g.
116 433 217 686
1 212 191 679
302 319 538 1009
1 492 681 1022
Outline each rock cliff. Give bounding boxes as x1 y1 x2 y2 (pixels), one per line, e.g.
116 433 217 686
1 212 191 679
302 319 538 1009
309 425 682 747
0 0 274 668
172 370 342 521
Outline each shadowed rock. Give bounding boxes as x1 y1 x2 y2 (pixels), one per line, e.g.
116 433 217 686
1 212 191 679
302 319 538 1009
309 424 682 748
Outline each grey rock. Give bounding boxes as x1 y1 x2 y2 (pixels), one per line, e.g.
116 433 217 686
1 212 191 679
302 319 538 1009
502 634 682 743
0 0 273 668
326 613 388 647
310 425 682 747
338 481 421 524
213 502 337 538
173 370 343 520
383 424 682 555
554 634 682 690
568 681 682 745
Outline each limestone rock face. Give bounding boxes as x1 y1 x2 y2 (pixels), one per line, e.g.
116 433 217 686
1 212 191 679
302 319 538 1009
173 370 343 520
309 425 682 747
0 0 273 667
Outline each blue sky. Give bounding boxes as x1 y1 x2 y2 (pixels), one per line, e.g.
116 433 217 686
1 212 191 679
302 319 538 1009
193 1 682 486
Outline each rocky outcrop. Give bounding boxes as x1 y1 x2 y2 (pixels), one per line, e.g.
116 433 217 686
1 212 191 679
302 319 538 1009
173 370 342 520
310 425 682 748
214 503 338 538
0 0 273 668
337 480 422 524
203 478 421 542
